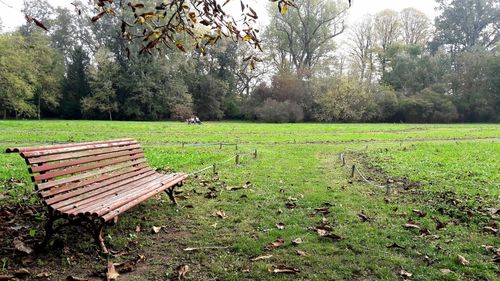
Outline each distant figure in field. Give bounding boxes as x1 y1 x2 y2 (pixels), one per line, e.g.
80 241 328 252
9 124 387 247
186 117 201 125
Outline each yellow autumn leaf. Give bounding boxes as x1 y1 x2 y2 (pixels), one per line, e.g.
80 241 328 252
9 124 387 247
281 3 288 14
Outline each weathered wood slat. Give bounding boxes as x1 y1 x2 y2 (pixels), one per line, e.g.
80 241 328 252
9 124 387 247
54 170 158 212
33 153 145 182
36 159 146 190
101 175 187 222
6 139 134 153
46 167 154 205
30 149 144 173
27 144 141 165
21 140 138 158
91 174 185 217
40 163 149 197
76 174 178 215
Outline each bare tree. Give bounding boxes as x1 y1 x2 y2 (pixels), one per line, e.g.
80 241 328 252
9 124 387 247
348 16 376 85
400 8 431 46
266 0 348 78
373 9 401 73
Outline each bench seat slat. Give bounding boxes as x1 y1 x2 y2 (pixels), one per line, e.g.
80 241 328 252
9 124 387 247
101 175 188 222
27 144 141 165
33 153 145 182
54 170 158 212
69 173 179 216
30 149 144 173
6 139 134 153
92 174 186 218
21 140 138 158
46 167 154 205
40 163 149 197
36 159 146 190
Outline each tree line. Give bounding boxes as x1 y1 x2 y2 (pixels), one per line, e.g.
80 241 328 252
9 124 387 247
0 0 498 123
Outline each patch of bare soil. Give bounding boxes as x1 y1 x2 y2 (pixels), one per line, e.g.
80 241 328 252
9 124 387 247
349 151 499 227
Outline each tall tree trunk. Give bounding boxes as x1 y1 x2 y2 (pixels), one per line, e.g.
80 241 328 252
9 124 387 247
3 109 6 120
37 94 41 120
109 110 112 121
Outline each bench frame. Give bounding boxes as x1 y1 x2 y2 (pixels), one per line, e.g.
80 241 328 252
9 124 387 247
7 139 186 254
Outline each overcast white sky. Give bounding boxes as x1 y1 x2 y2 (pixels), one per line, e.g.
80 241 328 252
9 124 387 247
0 0 439 32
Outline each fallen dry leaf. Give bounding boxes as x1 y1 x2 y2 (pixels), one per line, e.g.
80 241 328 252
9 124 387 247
435 219 447 230
35 272 52 278
482 226 498 234
315 224 334 231
285 202 297 209
213 210 227 219
13 269 30 278
423 255 434 265
412 209 427 217
296 250 307 256
251 254 273 261
275 223 285 230
114 260 137 274
106 261 119 281
419 228 431 236
135 225 141 232
292 238 303 246
14 239 33 255
357 212 370 222
177 265 189 280
0 275 15 280
440 268 453 274
457 255 469 266
399 270 412 279
316 228 328 237
241 268 250 273
481 245 495 252
152 226 162 234
320 233 343 241
265 239 285 251
268 266 300 275
313 207 330 215
403 222 420 230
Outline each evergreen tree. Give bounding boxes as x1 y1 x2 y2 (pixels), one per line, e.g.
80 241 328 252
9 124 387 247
61 46 91 119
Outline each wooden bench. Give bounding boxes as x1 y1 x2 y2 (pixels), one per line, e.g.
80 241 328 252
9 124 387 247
6 139 188 254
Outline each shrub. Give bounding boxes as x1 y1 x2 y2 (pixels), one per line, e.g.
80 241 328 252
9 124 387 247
171 104 194 121
254 99 304 123
399 89 458 123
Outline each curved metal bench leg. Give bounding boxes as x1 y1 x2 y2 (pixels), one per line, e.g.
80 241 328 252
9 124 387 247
165 187 177 205
36 211 56 251
93 222 108 254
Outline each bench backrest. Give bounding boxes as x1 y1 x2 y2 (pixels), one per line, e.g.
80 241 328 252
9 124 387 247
6 139 151 204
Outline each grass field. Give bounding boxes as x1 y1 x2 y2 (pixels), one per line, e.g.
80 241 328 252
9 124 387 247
0 121 498 280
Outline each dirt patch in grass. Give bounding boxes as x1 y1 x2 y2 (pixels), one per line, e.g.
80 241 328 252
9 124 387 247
348 151 498 221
